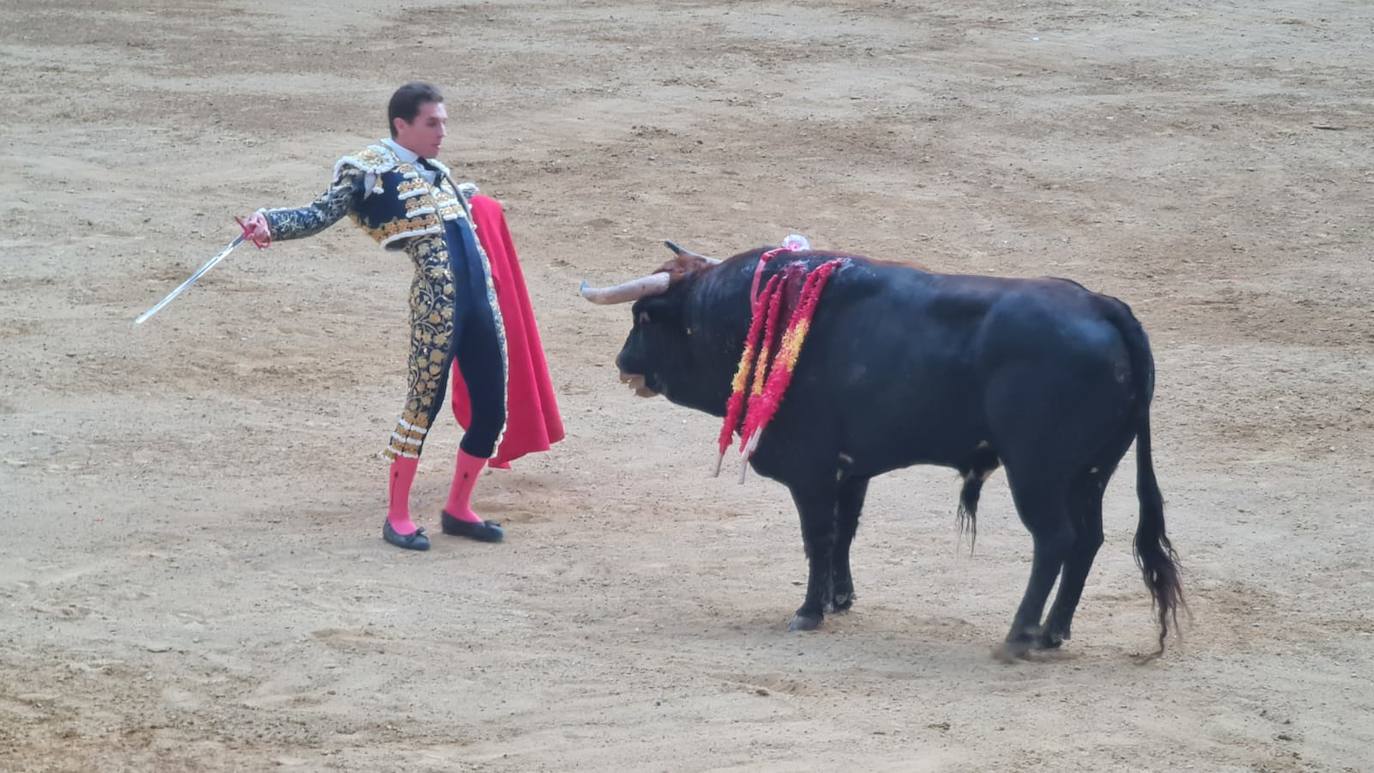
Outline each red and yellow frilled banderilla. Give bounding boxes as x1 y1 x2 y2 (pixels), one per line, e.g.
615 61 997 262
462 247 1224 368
716 250 848 481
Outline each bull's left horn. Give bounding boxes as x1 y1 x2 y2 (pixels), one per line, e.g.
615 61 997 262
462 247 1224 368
579 272 672 304
664 240 721 265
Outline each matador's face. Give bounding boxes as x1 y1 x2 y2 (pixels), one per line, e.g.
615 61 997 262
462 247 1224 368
394 100 448 160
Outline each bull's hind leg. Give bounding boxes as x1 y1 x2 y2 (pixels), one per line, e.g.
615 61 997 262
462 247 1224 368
786 482 840 631
996 476 1074 661
830 476 870 613
1037 471 1108 649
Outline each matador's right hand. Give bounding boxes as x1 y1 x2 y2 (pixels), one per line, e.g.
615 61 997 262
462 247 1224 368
237 211 272 249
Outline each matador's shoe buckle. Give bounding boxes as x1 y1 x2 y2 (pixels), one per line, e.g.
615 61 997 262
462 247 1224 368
382 521 431 551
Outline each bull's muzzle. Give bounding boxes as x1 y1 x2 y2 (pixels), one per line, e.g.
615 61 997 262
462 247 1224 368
619 371 659 398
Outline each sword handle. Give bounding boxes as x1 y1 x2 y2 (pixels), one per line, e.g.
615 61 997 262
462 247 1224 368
235 215 271 249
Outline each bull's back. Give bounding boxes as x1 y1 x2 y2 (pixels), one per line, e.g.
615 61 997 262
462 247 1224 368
782 266 1000 467
782 263 1134 470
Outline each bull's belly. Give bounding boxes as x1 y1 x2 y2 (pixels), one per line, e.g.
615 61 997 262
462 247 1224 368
841 412 987 477
759 387 990 480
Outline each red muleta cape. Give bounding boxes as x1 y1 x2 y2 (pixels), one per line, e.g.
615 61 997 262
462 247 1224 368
449 194 564 468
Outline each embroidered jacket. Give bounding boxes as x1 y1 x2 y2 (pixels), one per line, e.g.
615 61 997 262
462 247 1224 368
261 143 477 248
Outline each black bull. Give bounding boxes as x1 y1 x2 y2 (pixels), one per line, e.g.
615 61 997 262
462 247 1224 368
585 246 1183 659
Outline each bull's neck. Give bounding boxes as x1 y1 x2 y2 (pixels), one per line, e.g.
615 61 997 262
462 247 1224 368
678 264 758 417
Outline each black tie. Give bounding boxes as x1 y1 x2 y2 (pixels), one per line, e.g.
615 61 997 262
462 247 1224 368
418 158 469 220
417 157 445 187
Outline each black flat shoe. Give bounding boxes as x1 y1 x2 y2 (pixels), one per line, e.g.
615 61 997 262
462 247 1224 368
441 511 504 543
383 521 431 551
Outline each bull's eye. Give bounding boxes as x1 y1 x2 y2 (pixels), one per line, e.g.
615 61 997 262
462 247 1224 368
638 311 651 325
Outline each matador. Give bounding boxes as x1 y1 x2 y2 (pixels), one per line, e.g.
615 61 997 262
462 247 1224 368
241 82 546 551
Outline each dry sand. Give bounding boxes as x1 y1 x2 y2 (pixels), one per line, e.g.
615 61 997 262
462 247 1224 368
1 0 1371 770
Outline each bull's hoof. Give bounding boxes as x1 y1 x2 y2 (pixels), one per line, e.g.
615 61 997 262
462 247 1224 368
991 639 1034 663
993 627 1041 663
829 591 855 613
1035 629 1066 650
788 612 823 632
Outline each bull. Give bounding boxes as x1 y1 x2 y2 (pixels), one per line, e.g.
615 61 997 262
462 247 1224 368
581 242 1183 659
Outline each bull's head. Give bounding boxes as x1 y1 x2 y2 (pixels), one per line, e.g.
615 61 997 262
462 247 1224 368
580 241 722 405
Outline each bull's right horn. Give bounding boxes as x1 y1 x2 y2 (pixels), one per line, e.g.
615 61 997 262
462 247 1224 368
579 272 672 304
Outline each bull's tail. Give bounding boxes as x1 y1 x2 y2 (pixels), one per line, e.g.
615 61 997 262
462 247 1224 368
1132 390 1184 660
1101 297 1184 660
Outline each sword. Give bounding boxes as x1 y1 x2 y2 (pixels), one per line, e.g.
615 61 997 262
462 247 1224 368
133 234 245 325
134 215 267 325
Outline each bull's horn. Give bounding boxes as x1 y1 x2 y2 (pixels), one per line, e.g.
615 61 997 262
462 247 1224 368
579 272 672 304
663 240 721 265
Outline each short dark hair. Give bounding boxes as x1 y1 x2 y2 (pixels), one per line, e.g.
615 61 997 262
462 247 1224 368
388 82 444 138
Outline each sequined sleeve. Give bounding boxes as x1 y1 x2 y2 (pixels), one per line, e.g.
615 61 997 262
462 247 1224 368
260 167 365 242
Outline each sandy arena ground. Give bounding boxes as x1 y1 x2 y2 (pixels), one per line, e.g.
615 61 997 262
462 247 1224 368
1 1 1372 770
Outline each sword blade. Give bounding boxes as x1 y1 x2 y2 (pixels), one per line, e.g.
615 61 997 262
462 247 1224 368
134 234 246 325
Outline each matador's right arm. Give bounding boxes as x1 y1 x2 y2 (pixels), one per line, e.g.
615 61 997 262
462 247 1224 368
258 167 365 242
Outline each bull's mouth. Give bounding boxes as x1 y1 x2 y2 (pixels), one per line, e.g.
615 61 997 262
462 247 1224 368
619 371 660 398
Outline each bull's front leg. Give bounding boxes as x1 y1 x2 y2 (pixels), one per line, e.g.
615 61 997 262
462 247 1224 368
787 483 840 631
